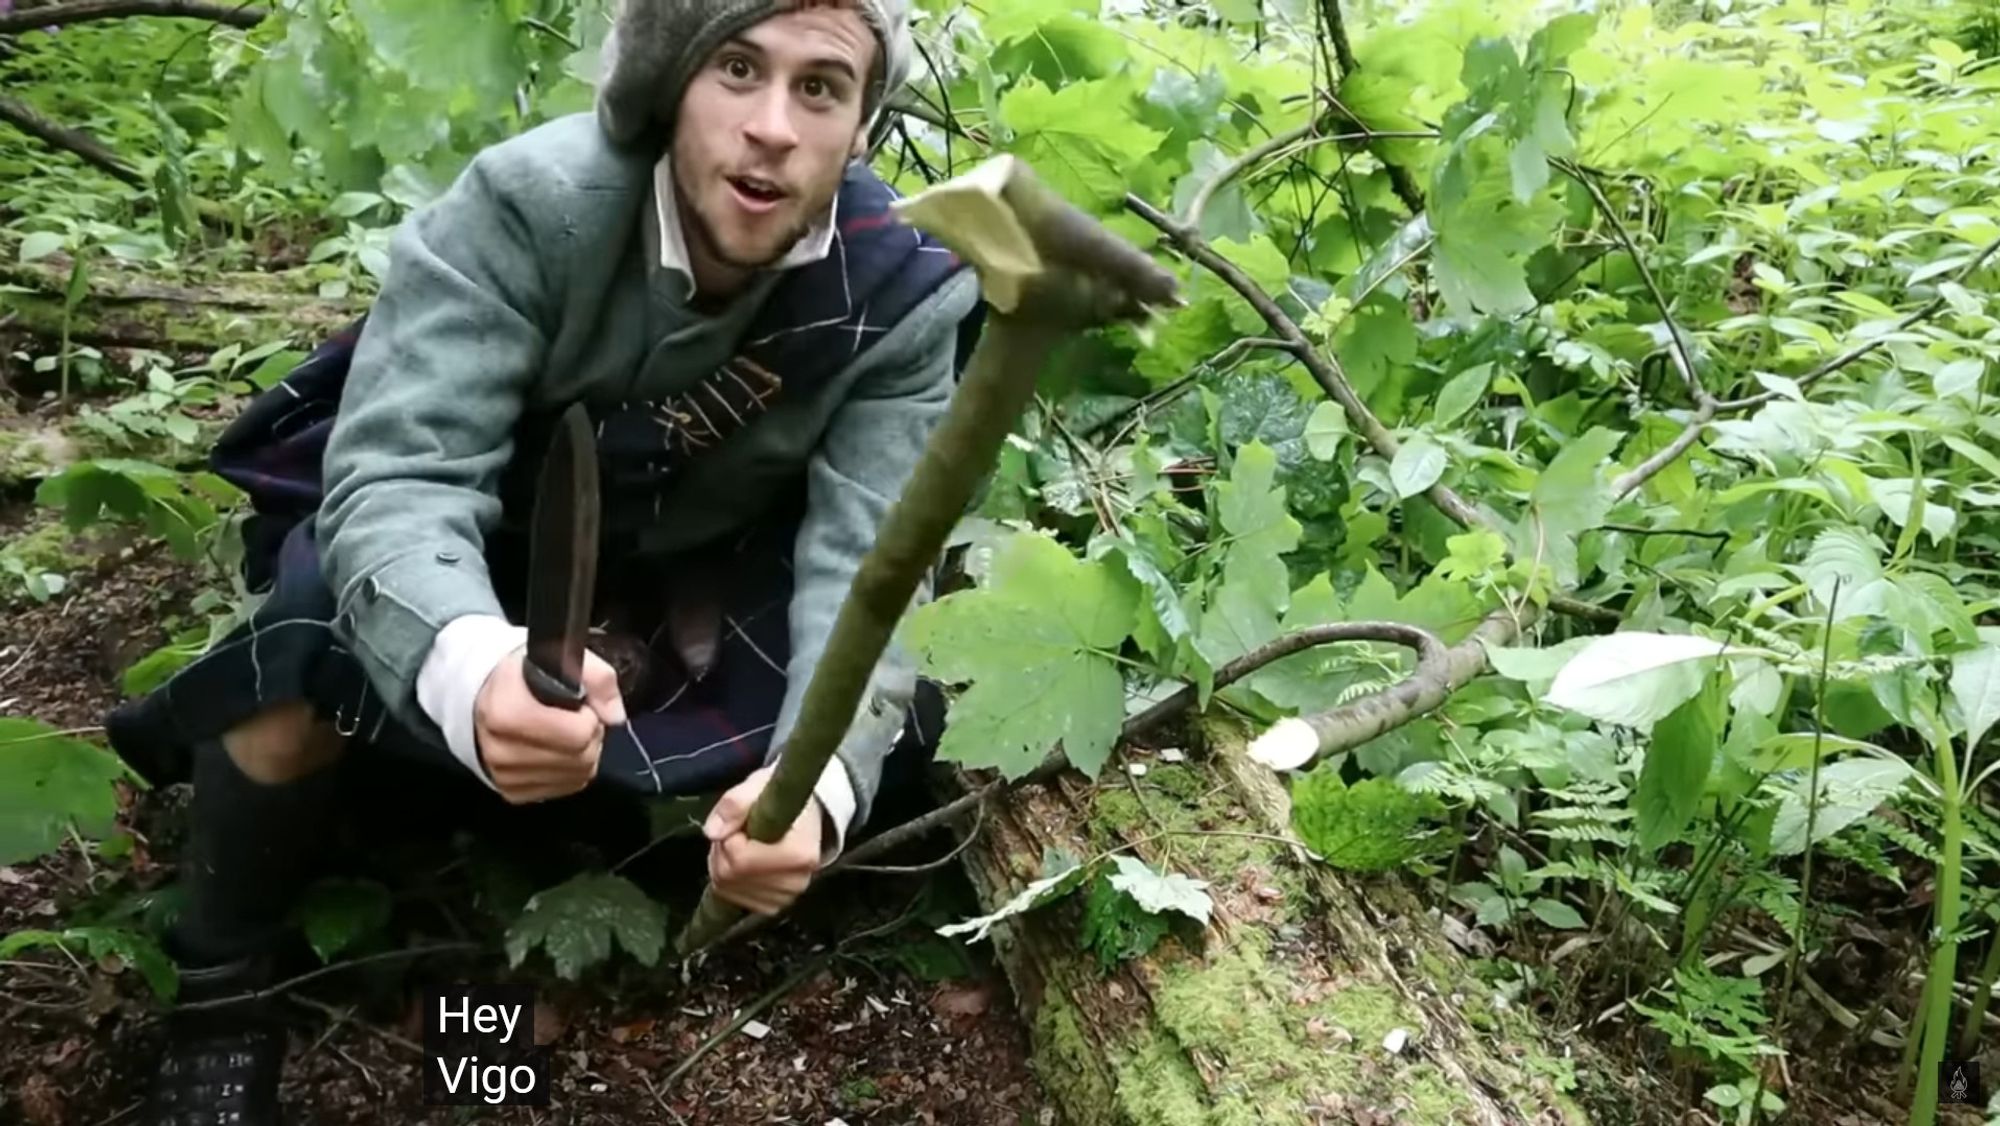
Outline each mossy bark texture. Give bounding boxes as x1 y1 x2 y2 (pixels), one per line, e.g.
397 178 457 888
954 720 1655 1125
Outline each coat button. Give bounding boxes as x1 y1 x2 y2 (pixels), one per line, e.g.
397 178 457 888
363 576 381 600
436 550 460 564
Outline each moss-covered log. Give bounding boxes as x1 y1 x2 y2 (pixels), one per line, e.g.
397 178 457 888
0 255 358 352
951 719 1658 1125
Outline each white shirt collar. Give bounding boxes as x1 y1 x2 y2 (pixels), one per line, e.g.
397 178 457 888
653 154 839 295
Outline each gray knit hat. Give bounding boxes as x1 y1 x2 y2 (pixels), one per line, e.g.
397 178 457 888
595 0 913 147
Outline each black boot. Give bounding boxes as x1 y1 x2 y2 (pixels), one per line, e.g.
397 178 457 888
146 947 288 1126
145 735 342 1126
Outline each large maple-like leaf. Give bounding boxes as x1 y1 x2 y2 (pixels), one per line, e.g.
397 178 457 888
503 872 667 981
904 531 1139 779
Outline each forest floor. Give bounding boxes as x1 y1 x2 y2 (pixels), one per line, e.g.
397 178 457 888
0 434 1053 1124
0 363 1974 1126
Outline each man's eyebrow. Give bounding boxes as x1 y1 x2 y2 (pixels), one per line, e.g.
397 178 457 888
721 34 859 81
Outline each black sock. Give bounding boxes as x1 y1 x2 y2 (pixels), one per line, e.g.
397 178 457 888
168 736 341 969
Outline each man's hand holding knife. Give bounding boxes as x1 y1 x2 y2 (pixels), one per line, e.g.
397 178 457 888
464 403 824 914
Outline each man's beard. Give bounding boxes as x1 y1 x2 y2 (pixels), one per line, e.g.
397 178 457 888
684 180 822 273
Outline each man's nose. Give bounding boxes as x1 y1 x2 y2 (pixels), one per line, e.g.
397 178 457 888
742 87 799 150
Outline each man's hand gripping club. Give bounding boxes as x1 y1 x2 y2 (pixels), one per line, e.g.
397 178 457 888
473 649 823 914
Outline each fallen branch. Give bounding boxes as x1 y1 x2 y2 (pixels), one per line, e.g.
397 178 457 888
0 93 140 185
0 0 267 34
1124 620 1445 740
1248 610 1517 769
1123 191 1617 627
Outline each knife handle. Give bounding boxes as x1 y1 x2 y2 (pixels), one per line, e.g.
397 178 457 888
524 658 588 711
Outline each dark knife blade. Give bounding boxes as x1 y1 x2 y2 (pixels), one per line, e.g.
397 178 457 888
522 402 600 710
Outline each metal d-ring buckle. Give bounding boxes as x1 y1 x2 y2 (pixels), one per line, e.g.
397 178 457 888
333 699 360 738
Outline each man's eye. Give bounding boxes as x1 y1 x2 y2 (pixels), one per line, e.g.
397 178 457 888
723 57 753 79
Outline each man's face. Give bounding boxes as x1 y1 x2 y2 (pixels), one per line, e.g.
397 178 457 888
672 5 875 287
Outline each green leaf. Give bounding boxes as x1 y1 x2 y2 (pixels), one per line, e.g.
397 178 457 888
1531 427 1623 535
906 532 1138 779
0 720 135 865
293 878 392 962
1080 872 1172 971
1215 440 1302 595
999 77 1165 209
18 231 65 262
504 873 666 980
0 926 177 1001
1950 645 2000 750
1635 677 1722 851
1801 527 1890 621
1291 768 1447 872
1769 758 1917 856
1390 434 1447 499
938 848 1086 943
1106 855 1213 925
1545 632 1759 730
1304 401 1349 460
1529 898 1587 929
1482 635 1594 689
1433 364 1492 426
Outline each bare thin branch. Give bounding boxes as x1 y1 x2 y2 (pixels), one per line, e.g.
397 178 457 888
1611 231 2000 502
1558 159 1709 409
1316 0 1358 76
1185 117 1318 232
0 94 140 185
1713 231 2000 412
0 0 266 33
1187 124 1441 234
1610 401 1715 501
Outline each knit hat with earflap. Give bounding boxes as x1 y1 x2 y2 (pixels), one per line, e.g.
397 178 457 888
595 0 914 147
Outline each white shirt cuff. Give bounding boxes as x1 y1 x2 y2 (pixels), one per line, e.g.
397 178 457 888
416 613 526 794
812 756 858 863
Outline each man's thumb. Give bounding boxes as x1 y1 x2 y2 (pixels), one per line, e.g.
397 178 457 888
704 783 753 840
580 650 626 728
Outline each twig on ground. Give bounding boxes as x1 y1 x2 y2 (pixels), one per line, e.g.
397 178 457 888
86 1099 142 1126
637 1070 689 1124
0 94 140 185
178 942 479 1011
287 994 424 1055
659 951 833 1091
0 0 267 34
839 799 987 875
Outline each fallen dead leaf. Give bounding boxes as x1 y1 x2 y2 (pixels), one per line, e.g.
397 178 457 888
17 1072 64 1126
929 981 993 1018
533 1000 567 1046
609 1017 656 1044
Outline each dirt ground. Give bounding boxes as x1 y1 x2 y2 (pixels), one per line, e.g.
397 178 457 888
0 498 1053 1126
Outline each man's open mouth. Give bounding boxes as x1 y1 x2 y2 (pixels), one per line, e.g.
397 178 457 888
729 176 786 203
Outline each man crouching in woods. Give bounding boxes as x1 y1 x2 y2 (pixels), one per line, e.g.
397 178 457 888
101 0 980 1120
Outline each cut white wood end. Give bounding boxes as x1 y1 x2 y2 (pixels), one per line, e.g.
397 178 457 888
1247 717 1318 771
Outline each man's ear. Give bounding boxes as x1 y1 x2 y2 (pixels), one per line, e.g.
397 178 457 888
849 121 871 158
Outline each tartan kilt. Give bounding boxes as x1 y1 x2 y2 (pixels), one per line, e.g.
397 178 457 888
102 321 943 805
